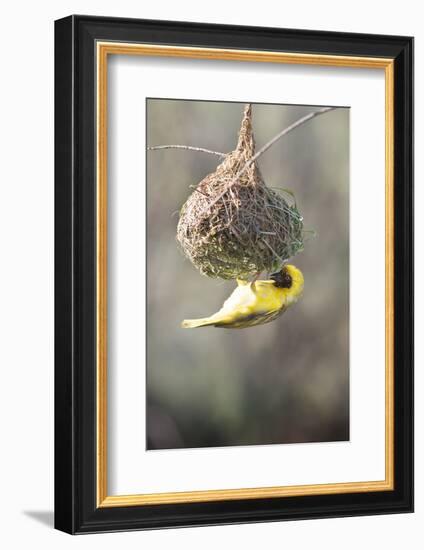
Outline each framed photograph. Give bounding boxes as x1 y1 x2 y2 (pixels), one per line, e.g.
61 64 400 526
54 15 413 534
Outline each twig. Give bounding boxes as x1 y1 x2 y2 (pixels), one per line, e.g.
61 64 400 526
203 107 336 213
148 145 226 158
246 107 335 167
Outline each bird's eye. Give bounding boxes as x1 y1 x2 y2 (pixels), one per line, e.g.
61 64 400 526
283 273 292 288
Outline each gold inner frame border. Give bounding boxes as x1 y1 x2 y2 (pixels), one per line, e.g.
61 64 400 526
96 42 394 508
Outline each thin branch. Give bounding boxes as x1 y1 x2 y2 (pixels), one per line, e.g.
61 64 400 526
247 107 335 167
147 145 226 158
203 107 336 213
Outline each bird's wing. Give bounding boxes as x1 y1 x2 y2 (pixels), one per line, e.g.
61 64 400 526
215 303 288 328
242 304 288 326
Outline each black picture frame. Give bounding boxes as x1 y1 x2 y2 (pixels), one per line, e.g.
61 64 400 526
55 15 414 534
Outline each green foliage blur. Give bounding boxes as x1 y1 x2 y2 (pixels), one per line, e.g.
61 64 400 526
146 99 349 450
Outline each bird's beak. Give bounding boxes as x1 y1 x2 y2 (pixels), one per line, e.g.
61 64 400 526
270 271 283 285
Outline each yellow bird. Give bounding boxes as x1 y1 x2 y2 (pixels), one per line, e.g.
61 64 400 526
182 265 304 329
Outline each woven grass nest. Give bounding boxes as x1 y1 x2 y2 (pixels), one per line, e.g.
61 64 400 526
176 104 304 280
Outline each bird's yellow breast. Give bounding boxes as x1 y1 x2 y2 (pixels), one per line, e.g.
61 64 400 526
221 281 286 317
212 282 285 328
250 282 286 311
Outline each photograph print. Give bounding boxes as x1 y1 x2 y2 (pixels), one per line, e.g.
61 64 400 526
146 99 349 451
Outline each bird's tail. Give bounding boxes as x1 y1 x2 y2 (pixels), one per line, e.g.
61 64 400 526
181 317 216 329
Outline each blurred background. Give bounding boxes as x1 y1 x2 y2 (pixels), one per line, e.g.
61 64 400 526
146 99 349 450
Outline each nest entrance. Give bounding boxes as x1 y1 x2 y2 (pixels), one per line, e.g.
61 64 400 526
176 104 304 280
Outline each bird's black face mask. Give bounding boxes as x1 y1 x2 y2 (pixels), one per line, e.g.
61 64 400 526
271 268 293 289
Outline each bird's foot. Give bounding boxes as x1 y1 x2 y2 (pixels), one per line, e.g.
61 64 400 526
250 272 261 293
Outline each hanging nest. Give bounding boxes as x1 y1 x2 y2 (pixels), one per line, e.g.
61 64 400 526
176 104 304 280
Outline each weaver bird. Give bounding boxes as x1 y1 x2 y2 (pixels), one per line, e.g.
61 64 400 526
182 265 304 329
